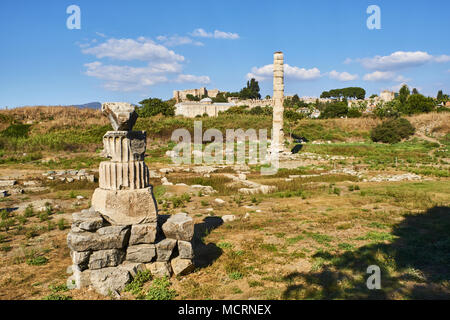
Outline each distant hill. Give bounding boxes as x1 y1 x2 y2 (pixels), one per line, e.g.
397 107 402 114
72 102 102 110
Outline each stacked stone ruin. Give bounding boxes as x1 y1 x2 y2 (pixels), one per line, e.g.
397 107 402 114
66 102 194 296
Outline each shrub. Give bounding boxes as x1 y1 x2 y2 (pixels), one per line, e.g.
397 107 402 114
370 118 415 144
26 256 48 266
1 123 32 138
57 218 67 230
144 277 176 300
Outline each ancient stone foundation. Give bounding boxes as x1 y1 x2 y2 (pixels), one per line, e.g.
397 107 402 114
66 103 195 297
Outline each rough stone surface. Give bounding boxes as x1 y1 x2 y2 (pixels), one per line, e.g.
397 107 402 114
90 267 132 296
222 215 236 223
156 238 177 261
178 240 194 259
0 180 16 187
67 266 91 290
88 249 125 270
121 262 146 278
102 102 138 131
126 244 156 263
67 225 130 252
162 213 194 241
171 257 194 276
147 261 172 278
91 187 158 225
72 211 104 231
129 223 157 245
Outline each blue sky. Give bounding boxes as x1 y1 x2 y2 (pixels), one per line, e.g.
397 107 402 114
1 0 449 108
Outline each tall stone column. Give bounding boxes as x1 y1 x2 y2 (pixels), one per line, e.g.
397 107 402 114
272 51 284 152
91 102 158 226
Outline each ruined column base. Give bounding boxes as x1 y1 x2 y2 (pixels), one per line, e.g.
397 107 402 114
91 187 158 225
67 210 195 297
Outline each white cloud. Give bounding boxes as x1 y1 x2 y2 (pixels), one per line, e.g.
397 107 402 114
84 61 170 91
95 32 107 38
175 74 210 84
247 64 321 81
82 37 185 62
358 51 450 70
328 70 358 81
84 60 209 92
190 28 239 40
156 35 203 47
343 58 353 64
363 71 408 82
434 55 450 63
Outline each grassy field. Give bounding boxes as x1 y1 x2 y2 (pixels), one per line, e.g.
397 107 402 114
0 107 448 300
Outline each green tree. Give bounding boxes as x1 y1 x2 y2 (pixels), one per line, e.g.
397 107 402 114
412 88 419 95
137 98 175 117
398 84 410 106
437 90 443 102
212 92 227 103
320 101 349 118
404 94 435 114
239 78 261 100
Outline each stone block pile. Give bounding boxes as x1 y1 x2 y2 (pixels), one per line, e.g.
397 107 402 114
66 210 195 296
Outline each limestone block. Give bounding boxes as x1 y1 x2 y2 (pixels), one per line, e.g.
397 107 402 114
126 244 156 263
171 257 194 276
98 161 149 190
155 238 177 261
67 226 130 252
162 213 194 241
90 267 132 296
222 215 236 223
102 102 138 131
146 261 172 278
121 262 146 278
177 240 194 259
70 250 91 270
129 223 157 245
88 249 125 270
72 211 104 231
102 131 146 162
91 187 158 225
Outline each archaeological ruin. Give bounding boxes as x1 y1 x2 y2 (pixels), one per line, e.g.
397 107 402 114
66 102 195 297
272 51 285 152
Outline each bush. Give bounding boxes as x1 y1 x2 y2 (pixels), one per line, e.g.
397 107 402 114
1 123 32 138
370 118 415 144
137 98 175 117
320 102 349 119
144 277 176 300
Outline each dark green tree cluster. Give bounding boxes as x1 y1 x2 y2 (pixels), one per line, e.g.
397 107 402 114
225 78 261 100
319 101 349 119
396 85 435 115
137 98 175 117
370 118 415 144
239 78 261 100
211 92 228 103
284 94 309 109
320 87 366 100
186 94 200 101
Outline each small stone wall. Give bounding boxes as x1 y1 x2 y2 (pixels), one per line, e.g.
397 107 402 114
67 209 194 296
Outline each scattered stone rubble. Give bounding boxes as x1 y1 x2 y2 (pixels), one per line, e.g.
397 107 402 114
366 173 423 182
222 173 276 195
42 170 95 183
